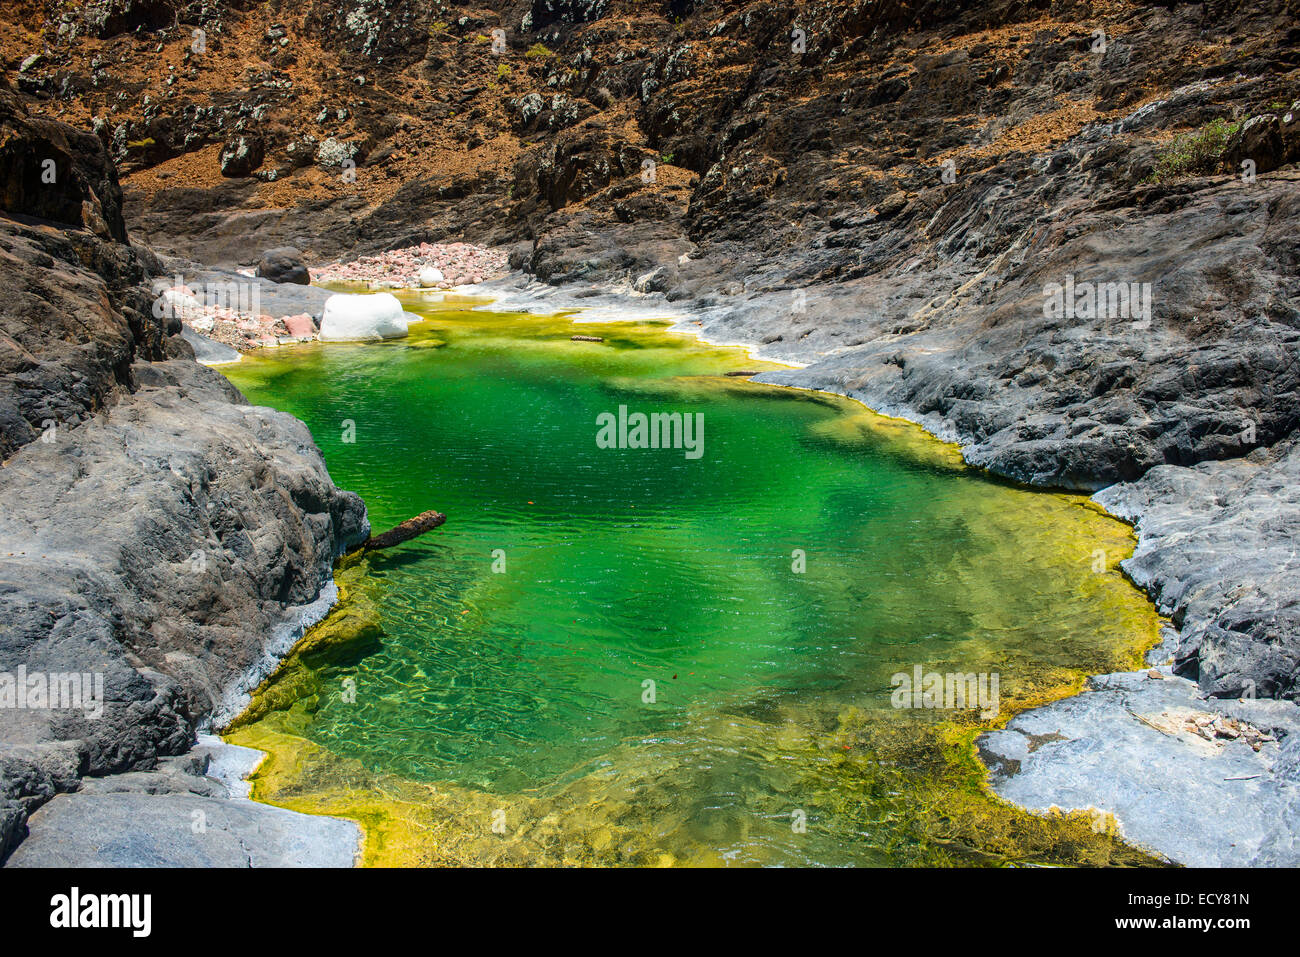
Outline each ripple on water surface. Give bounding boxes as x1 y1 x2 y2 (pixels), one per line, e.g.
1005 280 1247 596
222 297 1162 866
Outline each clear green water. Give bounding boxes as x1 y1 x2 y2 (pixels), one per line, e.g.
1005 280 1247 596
221 294 1159 867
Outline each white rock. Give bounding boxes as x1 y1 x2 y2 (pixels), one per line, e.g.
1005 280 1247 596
418 266 445 287
319 293 410 341
161 287 204 320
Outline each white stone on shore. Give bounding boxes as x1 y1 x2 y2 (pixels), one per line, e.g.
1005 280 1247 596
418 265 445 287
319 292 410 341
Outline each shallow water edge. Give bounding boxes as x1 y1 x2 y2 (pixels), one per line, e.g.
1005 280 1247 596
219 290 1167 867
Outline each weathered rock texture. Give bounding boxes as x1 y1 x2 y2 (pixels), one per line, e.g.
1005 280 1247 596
4 0 1300 864
23 0 1286 700
979 665 1300 866
0 90 366 863
6 738 361 867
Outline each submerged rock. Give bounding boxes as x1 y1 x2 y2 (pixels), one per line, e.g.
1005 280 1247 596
319 291 410 340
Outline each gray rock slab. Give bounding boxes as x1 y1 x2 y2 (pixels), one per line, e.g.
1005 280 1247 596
978 670 1300 866
6 792 360 867
180 325 241 365
159 256 334 319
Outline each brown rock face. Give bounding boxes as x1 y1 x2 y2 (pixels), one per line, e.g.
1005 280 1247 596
0 91 368 862
0 82 127 243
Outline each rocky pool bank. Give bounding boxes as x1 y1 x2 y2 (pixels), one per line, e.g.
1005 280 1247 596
3 0 1300 867
476 159 1300 863
0 86 367 865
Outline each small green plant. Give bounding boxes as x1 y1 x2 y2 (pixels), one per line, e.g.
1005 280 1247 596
497 63 510 79
525 43 553 58
1146 118 1241 183
660 152 675 164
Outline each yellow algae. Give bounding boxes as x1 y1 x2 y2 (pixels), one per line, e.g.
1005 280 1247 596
221 300 1165 867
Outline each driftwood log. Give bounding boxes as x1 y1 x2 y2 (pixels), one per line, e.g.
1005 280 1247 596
724 370 759 377
570 335 604 342
350 509 447 552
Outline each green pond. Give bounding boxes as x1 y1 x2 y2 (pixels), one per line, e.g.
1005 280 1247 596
221 293 1161 867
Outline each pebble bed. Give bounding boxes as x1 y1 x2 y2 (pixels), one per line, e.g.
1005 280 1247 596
312 242 511 289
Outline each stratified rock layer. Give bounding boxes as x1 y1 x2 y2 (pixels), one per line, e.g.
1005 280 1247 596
0 91 367 863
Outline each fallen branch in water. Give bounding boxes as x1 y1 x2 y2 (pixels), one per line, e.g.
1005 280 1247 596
570 335 604 342
352 509 447 552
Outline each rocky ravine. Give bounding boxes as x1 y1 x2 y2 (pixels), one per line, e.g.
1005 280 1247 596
0 86 368 864
2 0 1299 865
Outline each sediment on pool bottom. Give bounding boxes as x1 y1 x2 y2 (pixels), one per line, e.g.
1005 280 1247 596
225 560 1163 867
221 302 1164 867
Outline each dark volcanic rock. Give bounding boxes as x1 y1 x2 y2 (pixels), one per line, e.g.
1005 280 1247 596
80 0 177 39
0 111 367 864
0 223 165 460
219 134 265 178
255 246 310 284
530 0 611 28
1095 439 1300 700
0 230 367 861
0 82 127 243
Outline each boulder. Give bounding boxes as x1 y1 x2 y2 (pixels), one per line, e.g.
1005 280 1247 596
255 246 310 285
418 265 445 286
633 264 678 294
282 313 315 337
1224 107 1300 175
0 80 127 242
219 134 264 178
6 792 360 867
319 292 410 340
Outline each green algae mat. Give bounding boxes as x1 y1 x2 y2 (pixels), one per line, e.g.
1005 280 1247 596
220 293 1162 867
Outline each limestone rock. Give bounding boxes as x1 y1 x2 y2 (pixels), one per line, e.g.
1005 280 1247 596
319 291 410 340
